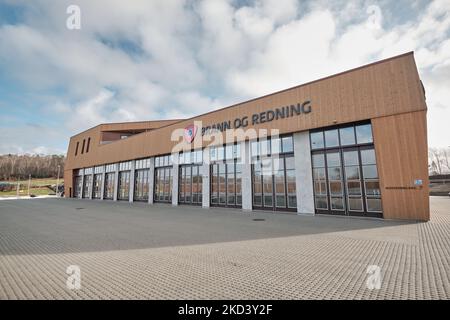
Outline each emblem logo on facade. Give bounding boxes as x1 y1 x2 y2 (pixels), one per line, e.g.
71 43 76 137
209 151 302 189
184 124 197 143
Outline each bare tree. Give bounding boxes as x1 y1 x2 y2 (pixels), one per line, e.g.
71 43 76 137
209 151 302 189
429 147 450 175
0 154 65 181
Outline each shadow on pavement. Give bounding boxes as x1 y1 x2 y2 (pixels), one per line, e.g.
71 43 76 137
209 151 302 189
0 197 422 256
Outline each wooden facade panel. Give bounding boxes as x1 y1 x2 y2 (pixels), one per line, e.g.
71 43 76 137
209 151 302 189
65 52 427 173
372 110 429 221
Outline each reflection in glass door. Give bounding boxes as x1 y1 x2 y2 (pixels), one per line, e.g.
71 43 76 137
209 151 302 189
310 122 382 217
82 175 92 198
92 174 103 199
210 161 242 208
252 155 297 212
74 176 82 198
327 152 345 212
179 164 202 205
104 172 115 200
154 167 173 203
117 171 130 201
343 150 363 213
134 169 149 201
312 147 382 217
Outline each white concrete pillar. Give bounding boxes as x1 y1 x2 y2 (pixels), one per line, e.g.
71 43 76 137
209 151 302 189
113 164 119 201
242 141 252 211
201 148 210 208
100 165 106 200
79 169 84 199
293 131 315 214
172 153 179 206
129 160 135 203
148 157 155 204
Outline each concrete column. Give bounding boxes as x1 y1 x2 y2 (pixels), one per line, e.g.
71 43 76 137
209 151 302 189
79 169 84 199
201 148 210 208
242 141 252 211
100 166 106 200
171 153 179 206
129 160 135 203
293 131 315 214
113 164 119 201
148 157 155 204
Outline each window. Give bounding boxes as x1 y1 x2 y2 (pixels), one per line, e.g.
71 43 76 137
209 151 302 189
324 129 339 148
92 174 103 199
252 155 296 211
117 171 130 201
271 138 281 154
339 127 355 146
75 142 79 156
311 122 373 149
312 154 325 167
86 137 91 153
134 169 149 201
154 167 172 203
104 172 115 199
310 132 324 149
179 164 202 205
282 136 294 153
119 161 132 171
356 124 373 144
251 135 294 157
155 155 172 167
310 122 378 216
81 139 86 154
361 149 376 165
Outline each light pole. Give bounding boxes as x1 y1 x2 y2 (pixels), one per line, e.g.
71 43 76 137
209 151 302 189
56 165 60 197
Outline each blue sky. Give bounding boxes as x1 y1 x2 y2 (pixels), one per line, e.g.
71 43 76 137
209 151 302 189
0 0 449 155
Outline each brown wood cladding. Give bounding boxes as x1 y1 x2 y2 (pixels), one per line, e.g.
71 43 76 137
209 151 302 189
372 110 429 221
65 52 426 171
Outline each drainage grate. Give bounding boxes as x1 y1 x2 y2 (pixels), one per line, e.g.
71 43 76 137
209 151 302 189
252 218 265 221
75 208 85 210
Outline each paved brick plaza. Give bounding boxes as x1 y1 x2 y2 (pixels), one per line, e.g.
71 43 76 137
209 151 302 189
0 197 449 299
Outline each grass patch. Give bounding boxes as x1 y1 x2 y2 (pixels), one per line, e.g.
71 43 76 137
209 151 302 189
0 178 64 198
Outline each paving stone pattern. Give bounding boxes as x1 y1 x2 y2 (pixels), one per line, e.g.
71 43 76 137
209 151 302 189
0 197 449 299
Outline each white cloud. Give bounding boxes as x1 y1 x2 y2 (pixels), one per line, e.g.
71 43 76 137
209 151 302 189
0 0 449 154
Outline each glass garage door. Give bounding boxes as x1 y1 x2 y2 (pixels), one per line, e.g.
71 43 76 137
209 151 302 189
154 167 172 203
134 169 149 201
74 176 82 198
92 174 103 199
104 172 115 200
179 164 202 205
210 161 242 208
252 155 297 212
310 122 382 217
82 174 92 198
117 171 130 201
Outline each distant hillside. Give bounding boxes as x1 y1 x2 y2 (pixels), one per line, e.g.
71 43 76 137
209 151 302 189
0 154 65 180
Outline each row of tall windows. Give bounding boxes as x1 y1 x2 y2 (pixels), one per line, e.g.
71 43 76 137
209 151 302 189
310 123 382 217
